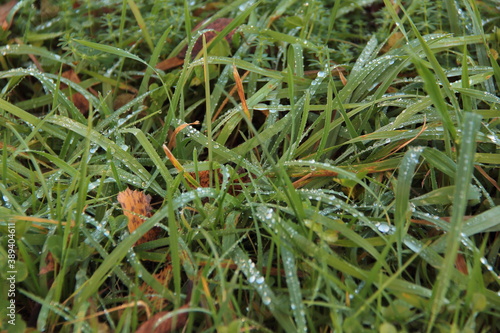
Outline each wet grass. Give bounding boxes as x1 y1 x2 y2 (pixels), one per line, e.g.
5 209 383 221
1 0 500 332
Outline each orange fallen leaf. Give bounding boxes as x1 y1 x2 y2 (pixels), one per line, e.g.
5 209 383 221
455 253 468 275
136 282 192 333
212 70 250 121
336 67 347 86
61 69 91 115
156 18 236 71
113 93 137 110
381 31 404 53
140 266 173 311
155 56 185 71
179 17 235 59
167 121 200 150
39 252 55 275
233 65 251 119
117 188 160 246
0 0 17 31
135 304 189 333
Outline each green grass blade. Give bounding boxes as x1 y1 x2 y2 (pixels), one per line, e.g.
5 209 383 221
232 247 296 331
281 244 307 332
47 115 164 194
72 39 157 74
428 112 482 331
126 0 154 52
120 128 173 184
0 44 71 65
462 206 500 236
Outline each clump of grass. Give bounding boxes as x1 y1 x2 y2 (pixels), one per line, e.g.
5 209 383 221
1 0 500 332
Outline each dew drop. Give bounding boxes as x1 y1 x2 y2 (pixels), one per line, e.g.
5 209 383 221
316 71 327 78
377 223 391 233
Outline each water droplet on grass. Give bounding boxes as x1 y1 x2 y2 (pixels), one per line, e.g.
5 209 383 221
377 223 392 234
316 71 327 78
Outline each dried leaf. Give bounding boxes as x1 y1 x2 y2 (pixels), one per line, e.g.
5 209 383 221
135 304 189 333
61 69 89 114
233 65 251 119
213 70 250 121
178 18 235 59
188 168 253 196
167 121 200 149
336 68 347 86
39 252 55 275
113 93 137 110
188 170 223 189
136 282 193 333
117 188 159 246
162 144 200 188
140 266 173 311
61 69 81 83
156 18 236 70
162 145 252 196
155 56 185 71
0 0 17 31
192 2 224 16
455 253 468 275
381 31 404 53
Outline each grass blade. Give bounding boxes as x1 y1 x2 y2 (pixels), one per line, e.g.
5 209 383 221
428 112 482 331
281 244 307 332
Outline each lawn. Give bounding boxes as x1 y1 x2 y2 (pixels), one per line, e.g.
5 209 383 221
1 0 499 332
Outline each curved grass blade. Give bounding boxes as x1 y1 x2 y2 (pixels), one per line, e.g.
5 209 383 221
281 244 307 332
256 206 433 297
120 128 174 185
0 44 72 65
428 112 482 331
0 98 66 140
47 115 164 195
395 147 424 267
72 39 149 67
232 247 296 332
462 206 500 236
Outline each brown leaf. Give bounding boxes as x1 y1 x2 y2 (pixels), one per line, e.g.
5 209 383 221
117 188 159 246
61 69 90 114
192 2 225 17
135 304 189 333
136 281 192 333
167 121 200 149
188 168 253 196
156 18 236 70
455 253 468 275
162 145 252 196
381 31 404 53
155 56 185 71
233 65 250 119
113 93 137 110
140 266 173 311
178 18 236 59
0 0 17 31
61 69 81 84
39 252 55 275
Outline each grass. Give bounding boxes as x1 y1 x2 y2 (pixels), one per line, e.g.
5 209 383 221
1 0 500 332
